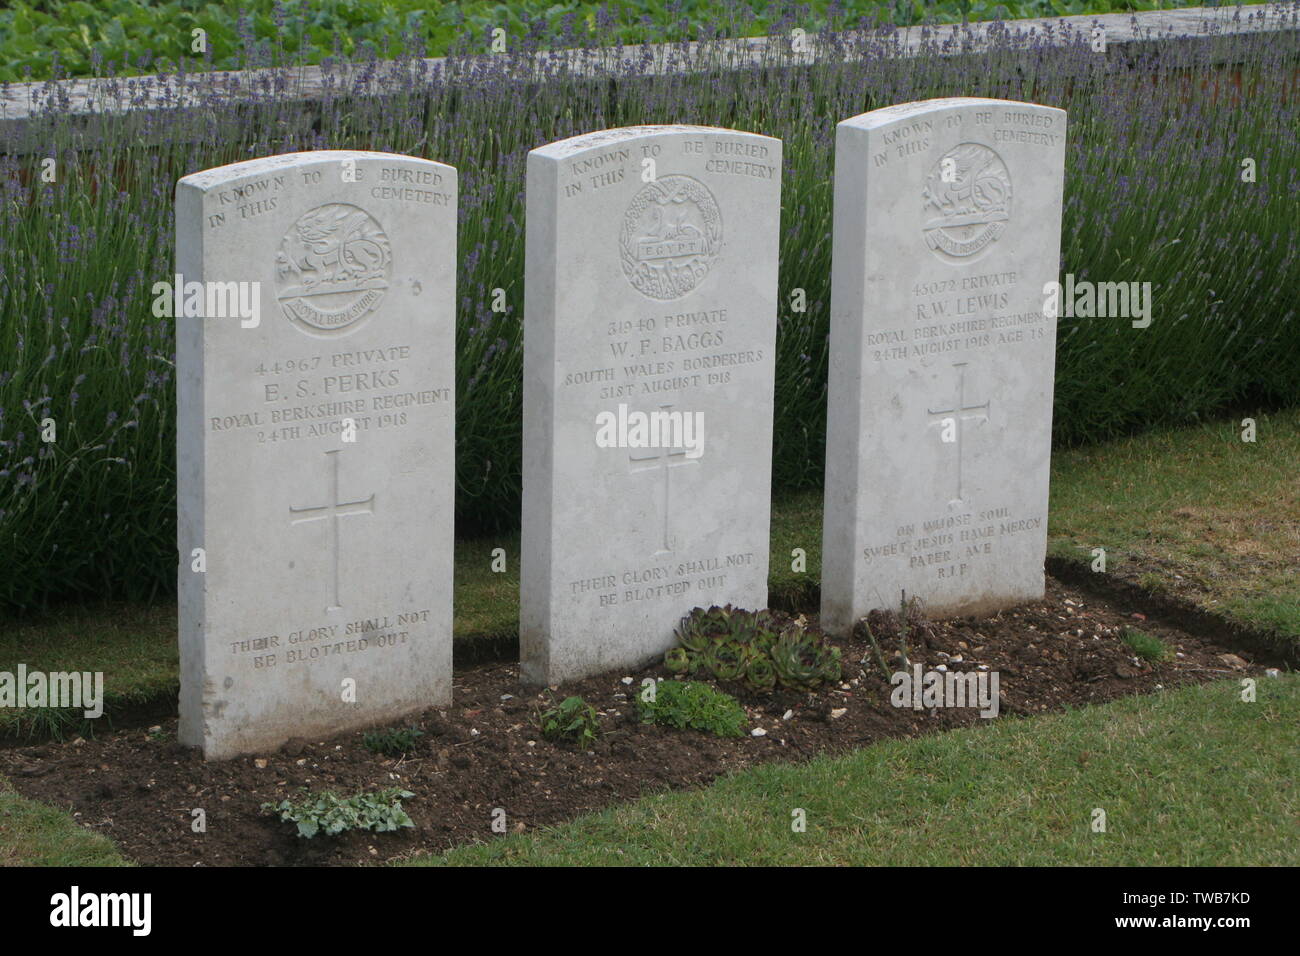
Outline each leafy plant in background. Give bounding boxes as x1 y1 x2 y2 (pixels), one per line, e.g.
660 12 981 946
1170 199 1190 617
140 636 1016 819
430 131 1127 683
537 694 600 748
2 2 1297 609
668 605 841 691
0 0 1264 82
637 679 748 737
362 725 424 756
261 786 415 838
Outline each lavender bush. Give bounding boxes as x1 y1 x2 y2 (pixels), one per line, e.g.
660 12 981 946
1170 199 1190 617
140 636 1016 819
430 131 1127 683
1 4 1297 608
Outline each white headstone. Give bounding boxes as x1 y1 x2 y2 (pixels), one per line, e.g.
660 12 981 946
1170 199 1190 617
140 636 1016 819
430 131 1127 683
522 125 782 685
821 98 1066 633
176 150 456 759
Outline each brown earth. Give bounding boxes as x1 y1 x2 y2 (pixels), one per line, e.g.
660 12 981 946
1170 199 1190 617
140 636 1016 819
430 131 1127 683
0 575 1286 866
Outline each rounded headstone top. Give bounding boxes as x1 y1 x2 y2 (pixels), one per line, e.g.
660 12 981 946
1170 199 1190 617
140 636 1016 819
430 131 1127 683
177 150 454 192
840 97 1065 132
531 124 778 160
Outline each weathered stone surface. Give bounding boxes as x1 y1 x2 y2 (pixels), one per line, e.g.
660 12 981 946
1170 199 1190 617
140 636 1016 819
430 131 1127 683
522 125 781 685
821 99 1066 633
176 150 455 759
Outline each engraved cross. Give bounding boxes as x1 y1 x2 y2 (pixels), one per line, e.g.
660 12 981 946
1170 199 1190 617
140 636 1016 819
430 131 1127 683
927 362 990 504
629 403 700 556
289 449 375 611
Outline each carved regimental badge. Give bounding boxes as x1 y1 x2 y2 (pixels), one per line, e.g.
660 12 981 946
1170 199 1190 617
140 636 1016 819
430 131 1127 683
275 203 392 334
922 144 1012 262
620 175 721 300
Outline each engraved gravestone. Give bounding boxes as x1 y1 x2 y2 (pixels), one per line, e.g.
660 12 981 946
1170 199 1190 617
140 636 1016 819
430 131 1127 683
522 126 781 685
176 150 456 759
821 98 1067 633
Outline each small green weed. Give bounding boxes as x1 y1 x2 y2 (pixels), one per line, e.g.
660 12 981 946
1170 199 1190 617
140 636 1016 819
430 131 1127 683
537 695 600 749
262 787 415 839
362 726 424 757
637 680 748 737
1121 628 1169 662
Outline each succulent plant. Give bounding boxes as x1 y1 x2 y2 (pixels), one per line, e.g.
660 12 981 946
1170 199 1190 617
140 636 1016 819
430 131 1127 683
704 640 747 682
667 605 842 694
674 610 711 654
771 627 840 691
819 647 843 684
749 621 780 652
744 654 778 692
664 646 692 674
675 605 741 652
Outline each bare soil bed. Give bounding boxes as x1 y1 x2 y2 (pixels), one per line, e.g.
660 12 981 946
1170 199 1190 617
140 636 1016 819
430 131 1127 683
0 575 1285 866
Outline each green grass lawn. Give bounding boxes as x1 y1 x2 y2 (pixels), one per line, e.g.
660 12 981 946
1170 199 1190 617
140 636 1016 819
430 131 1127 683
0 602 176 740
3 408 1297 738
0 776 131 866
408 674 1300 866
2 410 1297 865
1048 407 1300 645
